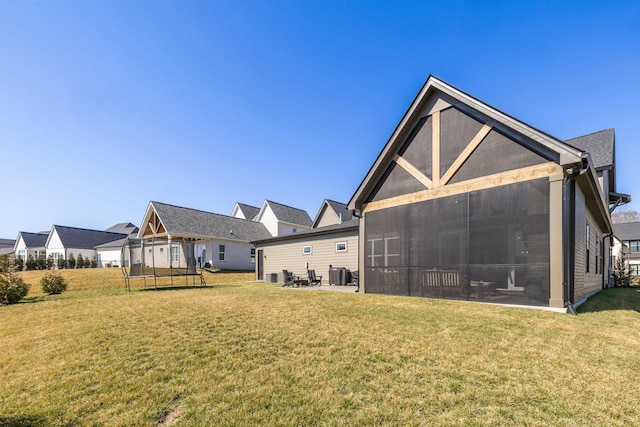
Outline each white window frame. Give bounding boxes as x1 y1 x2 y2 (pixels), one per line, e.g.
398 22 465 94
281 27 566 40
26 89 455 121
219 244 226 262
170 246 179 262
336 242 347 252
302 245 312 255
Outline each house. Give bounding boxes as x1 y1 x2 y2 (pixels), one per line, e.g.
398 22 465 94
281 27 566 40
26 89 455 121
95 223 139 268
13 231 49 262
45 225 129 266
254 218 359 284
231 203 261 221
311 199 355 228
612 221 640 283
347 75 628 310
0 238 16 256
135 201 272 271
253 200 313 237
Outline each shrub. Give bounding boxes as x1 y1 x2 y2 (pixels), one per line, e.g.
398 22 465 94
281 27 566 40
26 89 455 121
68 253 76 269
35 257 46 270
40 272 67 295
84 257 91 268
14 255 24 271
91 257 98 268
77 254 84 269
0 255 30 304
57 255 67 270
26 254 36 271
47 255 54 270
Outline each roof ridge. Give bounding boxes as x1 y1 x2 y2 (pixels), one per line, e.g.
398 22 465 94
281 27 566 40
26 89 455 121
565 128 614 142
153 201 262 223
53 224 127 235
265 199 309 213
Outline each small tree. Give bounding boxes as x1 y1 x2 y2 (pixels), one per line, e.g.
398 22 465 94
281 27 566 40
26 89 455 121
84 257 91 268
76 253 84 269
612 254 630 287
14 255 24 272
57 255 67 270
68 253 76 269
35 256 46 271
0 254 30 304
40 271 67 295
26 254 36 271
47 255 54 270
91 257 97 268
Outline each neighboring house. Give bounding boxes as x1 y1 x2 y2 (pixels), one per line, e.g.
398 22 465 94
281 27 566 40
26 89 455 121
347 75 628 310
231 203 261 221
253 200 313 237
45 225 129 266
311 199 355 228
95 223 140 268
136 201 272 271
612 221 640 283
0 238 16 256
566 129 631 211
253 199 359 284
13 231 49 262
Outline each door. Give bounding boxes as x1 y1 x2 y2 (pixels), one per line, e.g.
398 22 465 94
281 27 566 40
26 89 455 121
257 250 264 280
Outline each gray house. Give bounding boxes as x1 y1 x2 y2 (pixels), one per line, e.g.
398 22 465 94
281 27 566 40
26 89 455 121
136 201 272 270
347 75 628 310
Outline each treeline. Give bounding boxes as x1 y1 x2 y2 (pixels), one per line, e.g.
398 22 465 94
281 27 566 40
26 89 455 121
14 253 98 271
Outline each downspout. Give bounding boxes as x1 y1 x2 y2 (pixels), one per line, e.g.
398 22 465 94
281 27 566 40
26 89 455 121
602 232 613 290
563 157 589 315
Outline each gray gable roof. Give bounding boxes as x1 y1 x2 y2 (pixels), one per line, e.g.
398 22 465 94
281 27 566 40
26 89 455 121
312 199 355 228
105 222 139 235
565 128 614 169
19 231 49 248
265 200 312 227
53 226 128 250
326 200 354 223
235 203 261 221
0 238 15 248
614 222 640 241
151 201 272 242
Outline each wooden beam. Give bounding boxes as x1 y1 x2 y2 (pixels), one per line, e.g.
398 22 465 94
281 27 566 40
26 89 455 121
394 155 432 189
440 124 492 185
363 162 560 213
432 110 440 188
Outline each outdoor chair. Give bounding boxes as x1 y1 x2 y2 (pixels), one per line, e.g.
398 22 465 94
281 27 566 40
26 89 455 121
307 269 322 286
282 270 296 287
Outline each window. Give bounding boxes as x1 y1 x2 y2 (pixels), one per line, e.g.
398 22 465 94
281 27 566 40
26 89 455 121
336 242 347 252
219 245 226 261
292 228 297 233
630 265 640 277
630 240 640 252
250 248 256 263
160 247 164 253
170 246 179 262
586 224 590 273
303 245 312 255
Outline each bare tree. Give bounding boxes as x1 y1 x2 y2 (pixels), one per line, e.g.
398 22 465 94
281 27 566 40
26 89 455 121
612 209 640 224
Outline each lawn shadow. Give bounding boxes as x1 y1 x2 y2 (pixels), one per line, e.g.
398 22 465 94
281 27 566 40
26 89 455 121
137 285 216 292
0 414 50 427
577 287 640 314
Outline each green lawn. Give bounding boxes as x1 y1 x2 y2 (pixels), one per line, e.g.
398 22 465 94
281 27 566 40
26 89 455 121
1 270 639 426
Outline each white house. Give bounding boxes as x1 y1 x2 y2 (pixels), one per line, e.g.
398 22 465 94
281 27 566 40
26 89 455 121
45 225 129 266
13 231 48 262
253 200 313 237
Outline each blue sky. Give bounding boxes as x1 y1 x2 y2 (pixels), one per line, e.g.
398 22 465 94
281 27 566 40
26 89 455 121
1 1 639 238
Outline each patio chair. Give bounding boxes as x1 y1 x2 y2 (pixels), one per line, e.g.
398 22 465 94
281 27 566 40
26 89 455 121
307 269 322 286
282 270 296 287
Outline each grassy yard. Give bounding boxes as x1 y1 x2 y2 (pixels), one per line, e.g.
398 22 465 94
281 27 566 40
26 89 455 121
1 270 639 426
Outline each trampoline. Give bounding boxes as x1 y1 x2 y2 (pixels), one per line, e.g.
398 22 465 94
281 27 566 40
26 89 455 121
121 236 206 291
